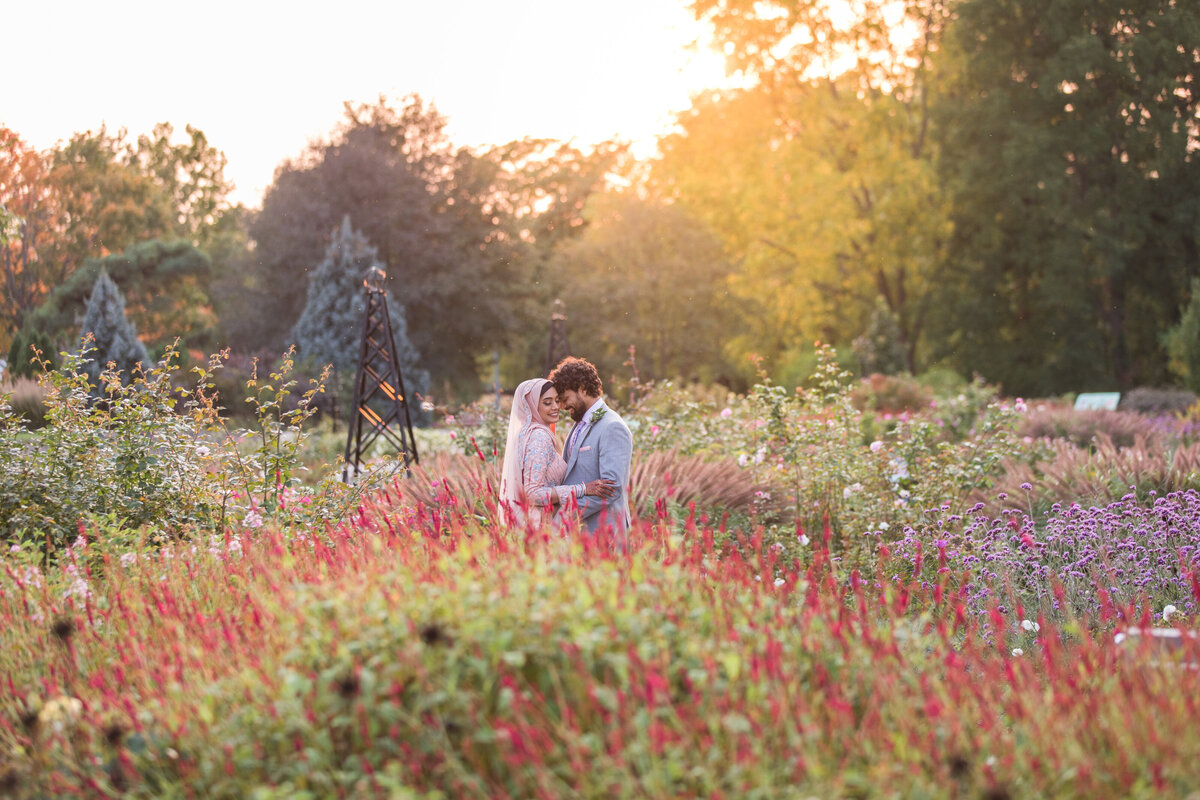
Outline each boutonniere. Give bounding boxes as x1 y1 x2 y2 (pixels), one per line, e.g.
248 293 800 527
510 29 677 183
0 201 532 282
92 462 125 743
590 406 608 423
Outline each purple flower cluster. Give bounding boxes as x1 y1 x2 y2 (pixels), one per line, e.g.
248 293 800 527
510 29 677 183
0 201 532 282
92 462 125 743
893 489 1200 622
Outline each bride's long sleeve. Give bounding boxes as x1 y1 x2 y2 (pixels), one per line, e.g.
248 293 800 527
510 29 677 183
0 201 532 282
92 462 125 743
523 429 580 508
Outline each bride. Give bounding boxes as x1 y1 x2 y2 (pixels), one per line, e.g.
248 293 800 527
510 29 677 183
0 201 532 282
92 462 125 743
499 378 614 525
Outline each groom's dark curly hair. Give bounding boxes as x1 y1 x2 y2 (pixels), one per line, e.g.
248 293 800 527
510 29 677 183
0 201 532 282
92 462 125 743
549 356 603 397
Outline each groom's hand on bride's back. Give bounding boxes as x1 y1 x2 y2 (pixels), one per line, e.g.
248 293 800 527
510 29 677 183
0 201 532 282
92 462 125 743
585 479 617 498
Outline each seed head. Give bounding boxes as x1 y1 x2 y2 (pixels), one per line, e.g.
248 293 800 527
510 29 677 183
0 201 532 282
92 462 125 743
103 720 129 746
50 615 76 642
335 673 361 699
419 622 450 647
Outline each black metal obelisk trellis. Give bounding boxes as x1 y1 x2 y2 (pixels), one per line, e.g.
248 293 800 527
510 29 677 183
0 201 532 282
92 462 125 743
342 266 418 483
546 298 570 374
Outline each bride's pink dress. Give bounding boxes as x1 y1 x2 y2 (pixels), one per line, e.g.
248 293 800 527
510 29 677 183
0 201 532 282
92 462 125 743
520 427 569 519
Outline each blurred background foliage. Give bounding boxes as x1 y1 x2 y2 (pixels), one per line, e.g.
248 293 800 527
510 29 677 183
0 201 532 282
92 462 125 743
1 0 1197 404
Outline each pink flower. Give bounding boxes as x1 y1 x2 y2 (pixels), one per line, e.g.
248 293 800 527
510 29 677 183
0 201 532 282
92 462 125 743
449 431 457 440
650 425 661 437
720 408 733 418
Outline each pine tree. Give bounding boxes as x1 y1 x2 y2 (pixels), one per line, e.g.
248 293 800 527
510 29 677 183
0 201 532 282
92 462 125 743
292 216 428 404
78 268 148 384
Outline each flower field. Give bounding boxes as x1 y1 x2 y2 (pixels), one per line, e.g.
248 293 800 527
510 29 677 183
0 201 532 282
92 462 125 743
4 495 1200 798
4 349 1200 797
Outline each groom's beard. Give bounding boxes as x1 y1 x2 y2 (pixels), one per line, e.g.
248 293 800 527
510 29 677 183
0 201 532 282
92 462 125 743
568 403 585 422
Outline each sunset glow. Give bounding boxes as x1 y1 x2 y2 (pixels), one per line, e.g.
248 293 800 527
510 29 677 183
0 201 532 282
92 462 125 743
4 0 733 206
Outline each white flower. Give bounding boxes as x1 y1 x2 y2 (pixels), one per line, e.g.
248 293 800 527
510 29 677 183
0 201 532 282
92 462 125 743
119 552 137 568
194 445 211 457
39 696 83 733
22 566 42 589
753 447 766 465
62 575 91 601
1163 604 1180 621
737 453 750 467
1014 398 1027 413
843 482 863 499
798 534 811 546
1011 648 1024 656
774 578 786 587
879 522 889 531
243 510 264 529
1021 619 1040 632
870 441 884 452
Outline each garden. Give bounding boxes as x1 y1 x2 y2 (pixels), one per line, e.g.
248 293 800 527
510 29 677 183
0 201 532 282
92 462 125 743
3 344 1200 799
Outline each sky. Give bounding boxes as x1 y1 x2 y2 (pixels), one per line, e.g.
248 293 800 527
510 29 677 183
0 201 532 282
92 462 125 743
4 0 735 207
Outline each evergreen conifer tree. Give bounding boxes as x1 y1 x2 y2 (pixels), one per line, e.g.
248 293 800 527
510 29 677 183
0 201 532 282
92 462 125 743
79 268 148 384
292 216 428 405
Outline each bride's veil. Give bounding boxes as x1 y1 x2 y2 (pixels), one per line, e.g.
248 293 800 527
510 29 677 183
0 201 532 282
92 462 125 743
499 378 546 509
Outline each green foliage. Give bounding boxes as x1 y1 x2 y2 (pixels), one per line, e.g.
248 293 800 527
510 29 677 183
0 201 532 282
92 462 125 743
851 296 908 376
550 194 741 384
5 327 56 379
0 344 393 559
28 238 214 353
77 269 148 385
929 0 1200 395
851 373 932 415
1164 278 1200 394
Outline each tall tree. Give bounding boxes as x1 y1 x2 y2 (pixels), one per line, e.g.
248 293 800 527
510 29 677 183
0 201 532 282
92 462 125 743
551 193 741 384
292 216 428 403
25 239 214 353
929 0 1200 394
650 0 953 378
128 122 234 247
78 268 148 384
249 96 618 393
0 128 63 341
45 127 176 277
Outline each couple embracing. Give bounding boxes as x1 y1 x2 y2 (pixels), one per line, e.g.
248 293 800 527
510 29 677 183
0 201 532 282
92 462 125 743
499 357 633 539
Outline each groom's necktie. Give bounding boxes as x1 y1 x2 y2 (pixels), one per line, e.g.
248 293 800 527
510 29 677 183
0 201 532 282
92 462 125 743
565 418 587 461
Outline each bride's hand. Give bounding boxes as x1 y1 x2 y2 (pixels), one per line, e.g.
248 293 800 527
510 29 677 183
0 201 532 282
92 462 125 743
584 479 617 498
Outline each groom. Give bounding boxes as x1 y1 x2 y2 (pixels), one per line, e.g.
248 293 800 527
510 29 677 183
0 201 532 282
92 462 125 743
550 356 633 538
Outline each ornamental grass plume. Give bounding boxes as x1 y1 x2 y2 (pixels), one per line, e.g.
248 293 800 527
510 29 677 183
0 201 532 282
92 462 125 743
627 450 777 520
981 435 1200 517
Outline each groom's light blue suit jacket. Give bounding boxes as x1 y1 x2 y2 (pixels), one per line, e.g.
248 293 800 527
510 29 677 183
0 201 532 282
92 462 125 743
561 399 633 534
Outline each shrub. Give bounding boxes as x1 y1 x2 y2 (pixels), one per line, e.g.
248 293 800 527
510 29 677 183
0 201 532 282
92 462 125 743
1120 386 1198 415
0 345 389 559
851 372 932 414
851 296 907 375
5 328 56 379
